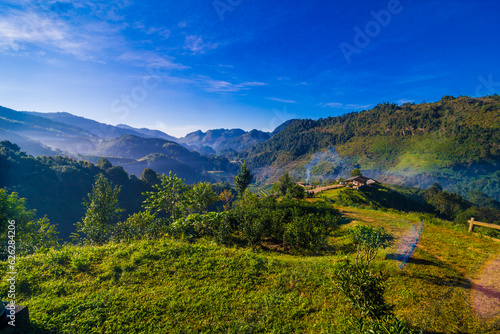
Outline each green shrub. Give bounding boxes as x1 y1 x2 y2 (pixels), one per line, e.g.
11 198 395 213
229 198 340 252
170 212 231 244
347 225 393 267
333 260 392 320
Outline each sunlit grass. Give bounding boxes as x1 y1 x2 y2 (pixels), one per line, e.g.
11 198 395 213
1 206 499 333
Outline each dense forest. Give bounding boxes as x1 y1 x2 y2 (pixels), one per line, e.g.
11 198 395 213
240 95 500 200
0 141 152 239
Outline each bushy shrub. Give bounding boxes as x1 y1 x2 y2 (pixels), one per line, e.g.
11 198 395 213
333 260 392 320
229 198 340 252
113 211 165 241
170 212 231 244
347 225 393 267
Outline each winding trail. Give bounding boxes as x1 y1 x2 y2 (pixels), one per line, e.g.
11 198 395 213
471 254 500 320
310 184 343 194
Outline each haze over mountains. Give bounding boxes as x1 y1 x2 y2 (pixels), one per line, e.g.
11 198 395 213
0 105 287 182
1 95 500 201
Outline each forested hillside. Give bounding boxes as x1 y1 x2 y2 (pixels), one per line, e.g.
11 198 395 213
0 141 153 239
241 95 500 200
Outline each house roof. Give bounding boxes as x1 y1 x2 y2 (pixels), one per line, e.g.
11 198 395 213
344 175 373 182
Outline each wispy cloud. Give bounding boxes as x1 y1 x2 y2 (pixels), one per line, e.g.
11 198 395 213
267 97 297 104
184 35 219 54
396 99 415 105
118 51 188 70
320 102 372 110
199 77 267 93
0 10 103 60
144 73 267 93
0 2 127 61
133 22 171 39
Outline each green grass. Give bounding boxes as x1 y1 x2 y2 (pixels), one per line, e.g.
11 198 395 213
2 207 500 333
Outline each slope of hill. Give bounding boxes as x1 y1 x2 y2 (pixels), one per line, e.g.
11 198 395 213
116 123 177 142
219 129 272 153
241 96 500 200
4 207 499 333
91 135 236 179
28 111 177 142
0 106 96 155
0 141 151 239
1 107 237 182
178 128 246 151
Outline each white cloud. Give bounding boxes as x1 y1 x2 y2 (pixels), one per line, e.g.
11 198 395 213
118 51 189 70
184 35 218 54
0 10 92 59
0 1 138 62
267 97 297 104
321 102 372 110
201 79 266 92
397 99 415 105
321 102 344 108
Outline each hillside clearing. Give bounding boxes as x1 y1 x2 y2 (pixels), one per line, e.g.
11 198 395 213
1 207 499 333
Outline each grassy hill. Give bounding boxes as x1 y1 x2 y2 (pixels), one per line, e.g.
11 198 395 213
240 96 500 200
3 205 499 333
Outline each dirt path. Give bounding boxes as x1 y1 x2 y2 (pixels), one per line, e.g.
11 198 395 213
310 184 344 194
471 254 500 320
339 207 500 322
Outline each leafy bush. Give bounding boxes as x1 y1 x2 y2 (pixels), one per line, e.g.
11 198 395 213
0 189 60 259
229 198 340 252
112 211 165 241
347 225 394 267
170 212 231 244
333 260 392 320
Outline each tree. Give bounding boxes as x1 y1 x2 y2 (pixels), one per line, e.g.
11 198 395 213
188 182 217 214
348 225 393 267
97 157 112 170
350 168 362 177
75 174 123 244
140 168 158 185
273 172 306 199
143 171 188 220
218 189 234 211
0 189 59 258
432 182 443 192
273 172 294 197
234 161 253 196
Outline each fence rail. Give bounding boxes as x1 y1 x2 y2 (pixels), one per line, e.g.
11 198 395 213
468 217 500 233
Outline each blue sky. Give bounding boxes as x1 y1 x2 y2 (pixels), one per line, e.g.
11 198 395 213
0 0 499 137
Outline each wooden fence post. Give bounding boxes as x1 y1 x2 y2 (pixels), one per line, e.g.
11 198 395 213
468 217 475 233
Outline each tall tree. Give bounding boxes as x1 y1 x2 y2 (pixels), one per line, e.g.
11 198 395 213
274 172 294 197
140 168 158 186
350 168 362 177
0 189 59 258
188 182 216 214
234 161 253 196
143 171 187 220
273 172 306 199
75 174 123 244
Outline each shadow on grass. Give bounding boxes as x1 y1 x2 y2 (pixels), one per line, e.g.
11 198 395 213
386 253 440 267
397 271 472 289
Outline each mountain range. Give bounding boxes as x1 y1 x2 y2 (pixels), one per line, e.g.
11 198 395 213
1 95 500 201
0 106 284 183
240 95 500 200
